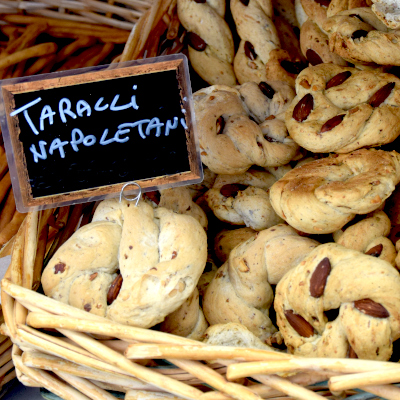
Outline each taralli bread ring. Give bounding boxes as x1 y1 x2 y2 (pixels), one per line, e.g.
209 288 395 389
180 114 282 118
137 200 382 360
333 211 397 265
285 64 400 153
177 0 236 85
205 168 284 230
194 85 300 174
203 224 319 341
269 149 400 234
299 0 329 28
41 199 207 328
275 242 400 360
322 8 400 65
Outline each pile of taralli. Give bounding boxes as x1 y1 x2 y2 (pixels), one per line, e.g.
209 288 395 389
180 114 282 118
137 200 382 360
4 0 400 399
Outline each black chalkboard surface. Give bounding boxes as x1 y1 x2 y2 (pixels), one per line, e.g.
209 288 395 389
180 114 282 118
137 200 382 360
0 55 202 211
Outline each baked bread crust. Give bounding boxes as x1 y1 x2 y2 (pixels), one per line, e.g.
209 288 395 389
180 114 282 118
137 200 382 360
269 149 400 234
285 64 400 153
205 169 283 230
323 8 400 65
177 0 236 85
275 242 400 360
203 224 319 341
42 200 208 328
194 85 300 174
371 0 400 29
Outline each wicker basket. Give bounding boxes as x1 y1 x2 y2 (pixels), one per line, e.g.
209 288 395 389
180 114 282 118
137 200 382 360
1 204 400 400
1 1 400 399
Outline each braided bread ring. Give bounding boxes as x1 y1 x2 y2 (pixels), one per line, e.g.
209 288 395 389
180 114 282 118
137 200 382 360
275 242 400 360
269 149 400 234
323 8 400 65
194 85 299 174
203 224 319 340
177 0 236 85
285 64 400 153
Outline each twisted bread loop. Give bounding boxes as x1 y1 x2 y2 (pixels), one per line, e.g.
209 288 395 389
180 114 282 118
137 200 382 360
177 0 236 85
323 8 400 65
194 84 300 174
333 210 397 266
269 149 400 234
205 168 284 230
327 0 372 18
42 199 208 328
299 0 330 28
285 64 400 153
203 224 319 341
275 242 400 360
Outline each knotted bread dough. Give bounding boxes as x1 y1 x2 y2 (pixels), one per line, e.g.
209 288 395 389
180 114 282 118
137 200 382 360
42 199 207 328
269 148 400 234
275 242 400 360
285 63 400 153
203 224 319 341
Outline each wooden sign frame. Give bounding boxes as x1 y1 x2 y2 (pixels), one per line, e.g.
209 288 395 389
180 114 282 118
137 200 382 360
0 55 203 212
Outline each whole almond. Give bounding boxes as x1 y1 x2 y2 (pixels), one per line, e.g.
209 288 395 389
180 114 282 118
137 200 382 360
320 114 345 133
354 298 390 318
281 60 305 75
293 94 314 122
107 274 123 305
188 32 207 51
259 81 275 99
306 49 323 66
285 310 315 337
326 71 352 89
310 257 331 298
220 184 248 198
244 41 256 60
368 82 395 107
365 243 383 257
216 116 225 134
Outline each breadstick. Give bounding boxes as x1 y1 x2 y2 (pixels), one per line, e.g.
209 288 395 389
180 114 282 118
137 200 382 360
0 43 57 71
0 210 27 247
0 172 11 206
0 188 16 232
24 54 57 76
55 36 97 63
81 43 114 68
56 44 105 71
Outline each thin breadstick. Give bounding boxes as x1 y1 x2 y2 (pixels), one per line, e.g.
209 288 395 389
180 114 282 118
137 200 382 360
57 44 104 71
0 234 16 258
0 171 10 206
81 42 114 68
0 211 27 248
24 54 56 76
13 354 91 400
2 23 48 57
0 188 16 232
23 211 39 291
329 368 400 392
361 384 400 400
46 26 129 42
22 352 157 391
166 9 180 40
0 42 57 71
125 343 287 362
55 36 97 63
12 60 27 78
55 371 118 400
226 357 400 381
126 389 185 400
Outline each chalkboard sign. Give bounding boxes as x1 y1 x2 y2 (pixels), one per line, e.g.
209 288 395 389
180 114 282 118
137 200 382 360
0 55 203 212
